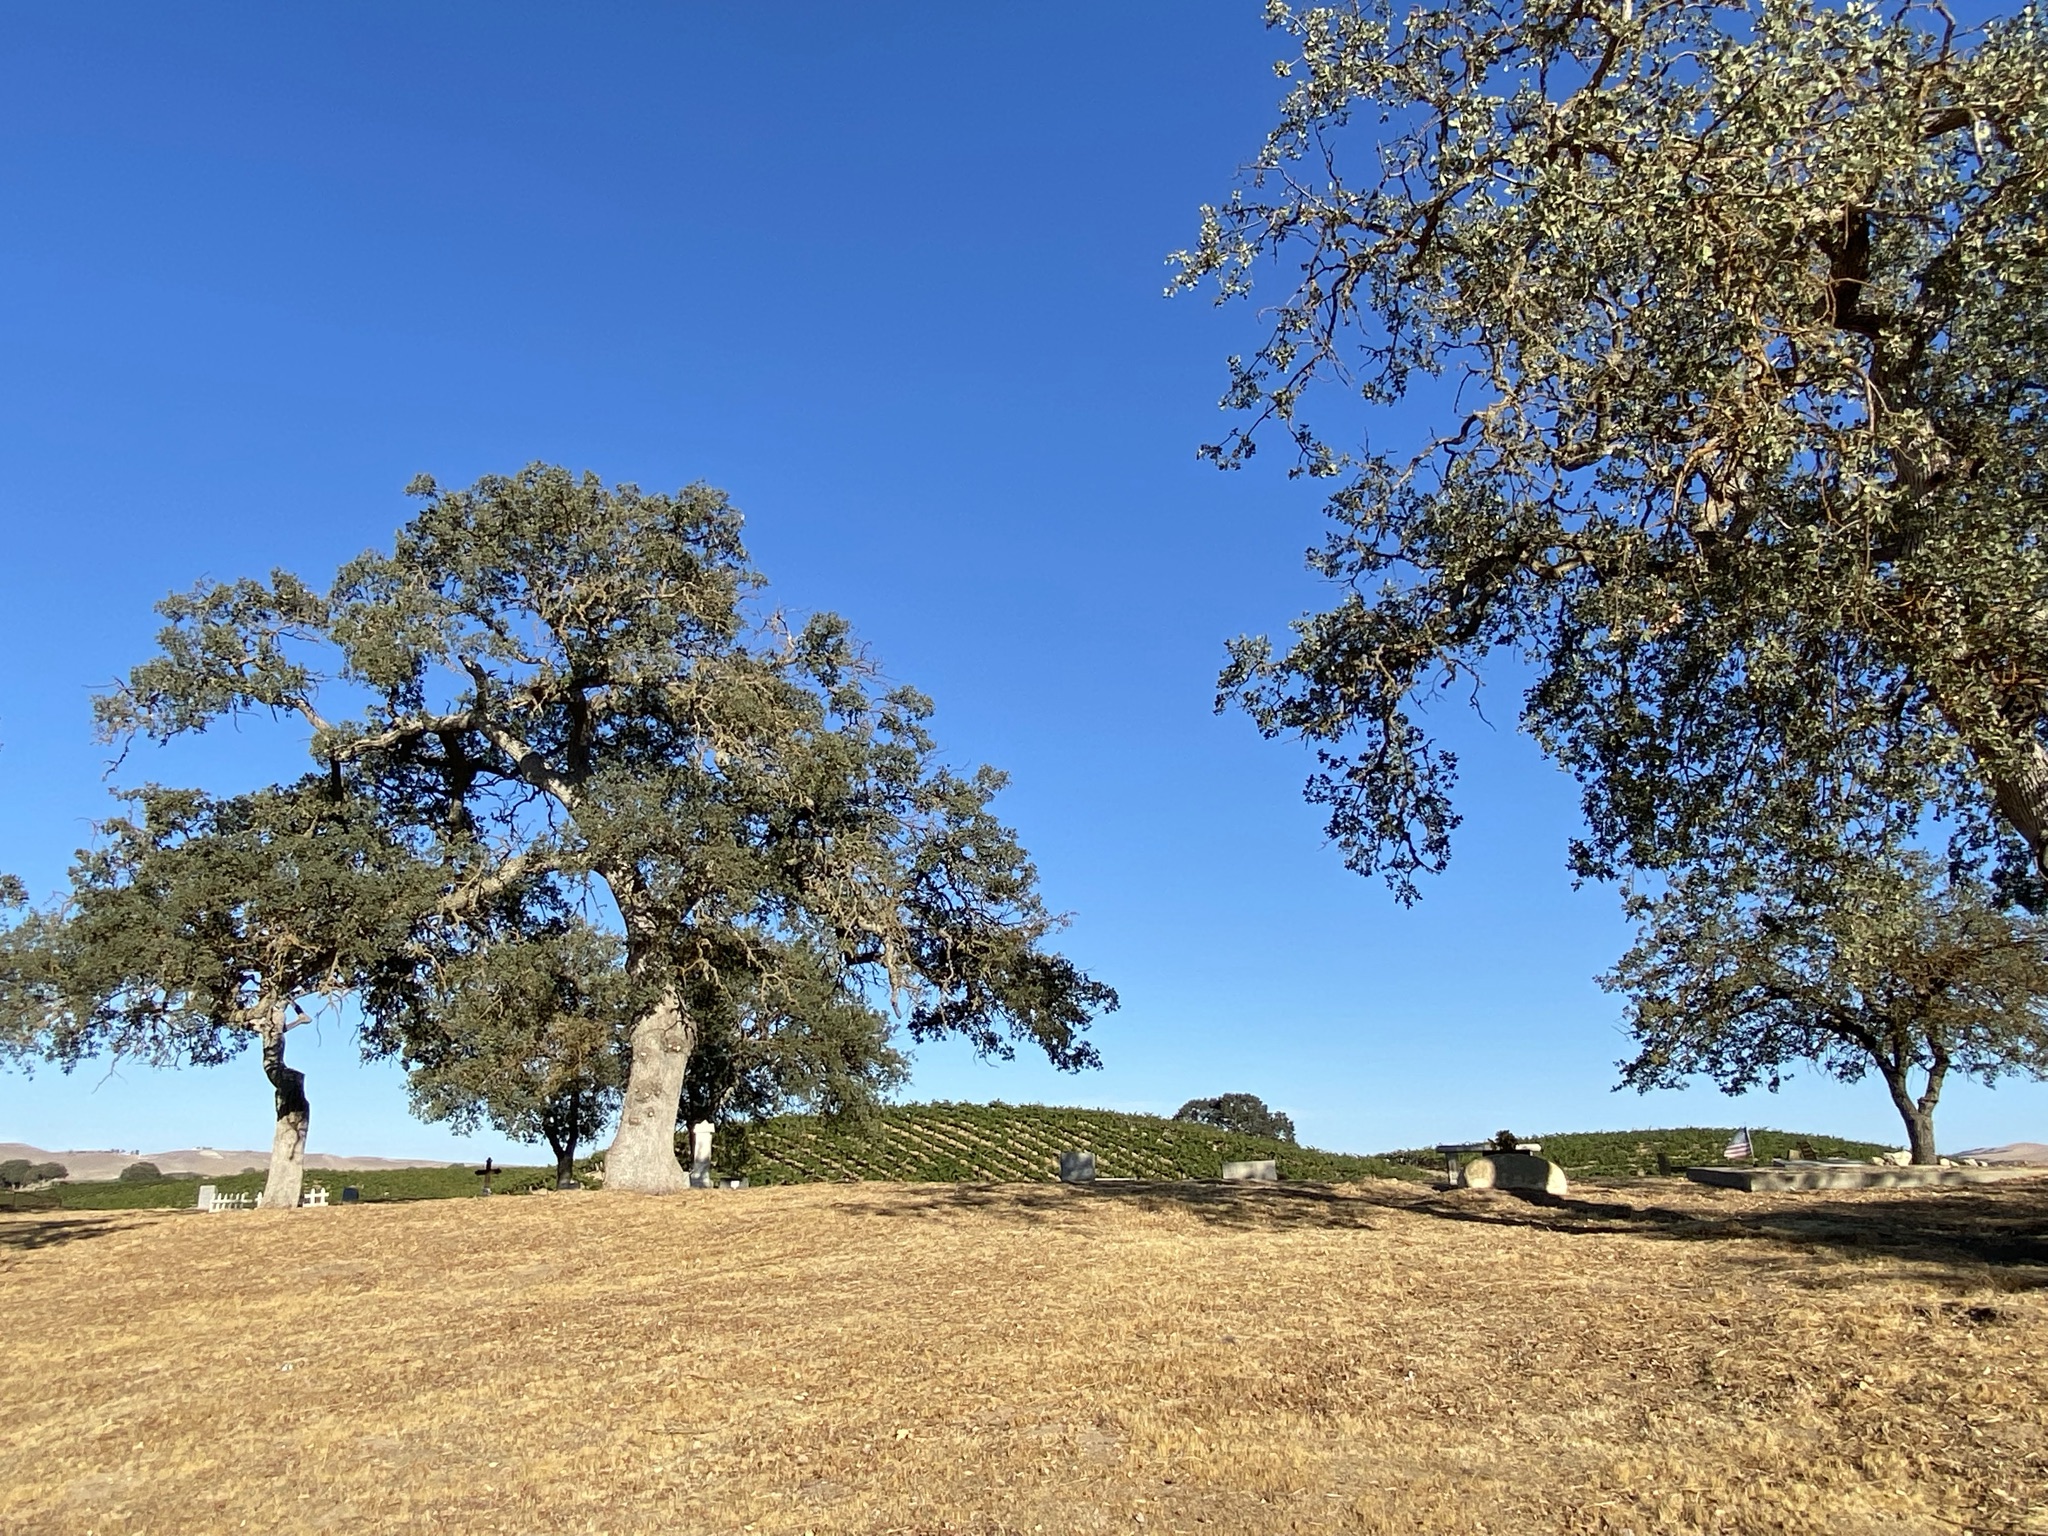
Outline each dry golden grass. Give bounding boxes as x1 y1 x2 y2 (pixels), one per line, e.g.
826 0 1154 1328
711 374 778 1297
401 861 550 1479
5 1176 2047 1535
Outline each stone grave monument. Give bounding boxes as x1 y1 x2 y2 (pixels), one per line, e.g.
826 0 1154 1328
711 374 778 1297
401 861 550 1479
1458 1151 1568 1196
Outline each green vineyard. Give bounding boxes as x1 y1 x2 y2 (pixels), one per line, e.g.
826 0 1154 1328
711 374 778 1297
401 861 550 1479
706 1105 1902 1187
718 1101 1420 1185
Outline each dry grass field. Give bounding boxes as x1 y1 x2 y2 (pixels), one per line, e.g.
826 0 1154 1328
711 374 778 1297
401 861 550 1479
4 1176 2047 1536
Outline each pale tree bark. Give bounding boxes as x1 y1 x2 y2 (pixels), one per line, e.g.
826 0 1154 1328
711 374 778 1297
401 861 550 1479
258 1009 310 1209
602 987 695 1193
1988 741 2048 882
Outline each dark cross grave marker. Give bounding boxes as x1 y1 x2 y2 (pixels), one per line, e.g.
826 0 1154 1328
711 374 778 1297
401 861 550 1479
475 1157 500 1196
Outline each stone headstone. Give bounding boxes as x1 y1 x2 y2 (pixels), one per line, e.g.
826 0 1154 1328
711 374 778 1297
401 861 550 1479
1059 1150 1097 1183
689 1120 714 1188
196 1184 216 1212
1220 1159 1279 1182
341 1186 360 1203
1458 1152 1567 1196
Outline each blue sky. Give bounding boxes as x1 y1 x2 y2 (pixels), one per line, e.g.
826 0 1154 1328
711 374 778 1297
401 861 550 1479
3 2 2039 1163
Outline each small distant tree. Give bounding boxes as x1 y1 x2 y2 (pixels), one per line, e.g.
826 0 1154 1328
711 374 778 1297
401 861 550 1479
1173 1094 1296 1143
27 1162 65 1183
406 916 634 1189
118 1161 161 1183
1 780 429 1209
1605 843 2048 1163
0 1159 30 1187
676 939 909 1175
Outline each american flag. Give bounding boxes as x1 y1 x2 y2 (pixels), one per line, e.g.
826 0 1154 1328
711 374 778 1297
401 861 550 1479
1723 1127 1752 1161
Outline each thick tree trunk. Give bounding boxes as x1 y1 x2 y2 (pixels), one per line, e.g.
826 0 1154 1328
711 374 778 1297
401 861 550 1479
545 1128 577 1188
601 987 695 1193
258 1016 310 1209
541 1094 579 1188
1981 741 2048 879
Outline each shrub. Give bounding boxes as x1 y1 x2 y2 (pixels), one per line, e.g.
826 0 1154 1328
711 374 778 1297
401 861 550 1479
27 1162 66 1182
117 1161 162 1183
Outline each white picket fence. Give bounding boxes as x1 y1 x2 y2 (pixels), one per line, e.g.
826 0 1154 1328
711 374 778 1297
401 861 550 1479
196 1185 328 1211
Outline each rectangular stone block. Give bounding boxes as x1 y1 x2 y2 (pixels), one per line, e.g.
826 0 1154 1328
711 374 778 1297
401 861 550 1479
196 1184 216 1211
1458 1152 1568 1196
1059 1150 1097 1183
1221 1160 1278 1182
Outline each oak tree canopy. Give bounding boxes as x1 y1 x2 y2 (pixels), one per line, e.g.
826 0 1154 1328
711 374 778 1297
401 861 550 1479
100 466 1115 1193
0 780 426 1207
1181 0 2048 898
1605 833 2048 1161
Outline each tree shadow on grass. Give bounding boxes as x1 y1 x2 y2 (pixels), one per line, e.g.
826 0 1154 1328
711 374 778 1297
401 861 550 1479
850 1175 2048 1282
1389 1179 2048 1284
0 1213 131 1258
852 1179 1384 1232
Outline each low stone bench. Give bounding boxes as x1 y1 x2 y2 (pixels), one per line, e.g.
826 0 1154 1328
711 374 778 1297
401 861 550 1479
1458 1152 1568 1196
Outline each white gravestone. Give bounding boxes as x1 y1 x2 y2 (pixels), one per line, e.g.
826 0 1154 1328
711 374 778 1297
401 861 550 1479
197 1184 217 1212
689 1121 714 1188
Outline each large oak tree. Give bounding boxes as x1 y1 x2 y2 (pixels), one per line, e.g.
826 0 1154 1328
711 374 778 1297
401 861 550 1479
1180 0 2048 897
101 465 1115 1193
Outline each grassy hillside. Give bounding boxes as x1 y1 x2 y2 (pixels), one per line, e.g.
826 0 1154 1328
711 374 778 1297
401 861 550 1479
1383 1126 1897 1178
729 1104 1897 1186
5 1106 1905 1210
726 1101 1417 1185
1529 1126 1896 1176
2 1162 556 1212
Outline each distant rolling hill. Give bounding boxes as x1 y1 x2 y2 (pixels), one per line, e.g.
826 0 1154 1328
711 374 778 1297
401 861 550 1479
0 1142 460 1182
